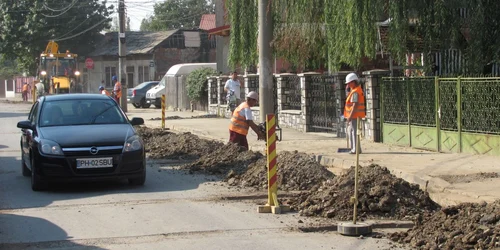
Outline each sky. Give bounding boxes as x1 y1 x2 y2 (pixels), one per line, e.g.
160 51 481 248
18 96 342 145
105 0 163 31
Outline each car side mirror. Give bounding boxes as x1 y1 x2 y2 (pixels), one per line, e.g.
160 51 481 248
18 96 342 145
130 117 144 126
17 120 32 129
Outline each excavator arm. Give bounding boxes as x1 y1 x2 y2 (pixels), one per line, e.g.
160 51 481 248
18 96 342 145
44 40 59 54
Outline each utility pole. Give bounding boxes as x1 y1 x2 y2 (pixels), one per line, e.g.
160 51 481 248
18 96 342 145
258 0 274 122
118 0 128 112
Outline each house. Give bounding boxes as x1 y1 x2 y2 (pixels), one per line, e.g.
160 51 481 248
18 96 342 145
82 29 216 93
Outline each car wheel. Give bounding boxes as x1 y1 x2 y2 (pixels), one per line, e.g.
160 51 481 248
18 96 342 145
31 155 47 191
128 171 146 186
22 156 31 177
140 98 151 108
132 103 141 108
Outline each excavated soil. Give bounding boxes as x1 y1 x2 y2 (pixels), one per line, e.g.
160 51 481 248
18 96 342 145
287 164 440 221
225 151 335 191
136 127 223 160
437 172 500 184
183 143 265 175
390 201 500 250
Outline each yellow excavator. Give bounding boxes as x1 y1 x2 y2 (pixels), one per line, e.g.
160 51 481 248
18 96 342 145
38 41 80 94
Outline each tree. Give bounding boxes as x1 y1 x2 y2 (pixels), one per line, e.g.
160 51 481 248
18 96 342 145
226 0 500 74
0 0 113 74
106 16 131 32
140 0 215 31
0 55 21 78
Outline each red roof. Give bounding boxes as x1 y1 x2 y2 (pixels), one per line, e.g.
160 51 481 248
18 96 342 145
199 14 216 30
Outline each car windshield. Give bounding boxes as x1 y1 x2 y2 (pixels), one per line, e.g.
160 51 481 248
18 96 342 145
158 76 166 87
39 99 127 127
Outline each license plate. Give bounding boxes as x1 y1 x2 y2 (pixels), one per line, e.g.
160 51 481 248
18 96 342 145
76 157 113 169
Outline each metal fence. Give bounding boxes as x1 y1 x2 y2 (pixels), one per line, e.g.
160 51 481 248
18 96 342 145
308 75 337 132
381 76 500 155
280 75 301 110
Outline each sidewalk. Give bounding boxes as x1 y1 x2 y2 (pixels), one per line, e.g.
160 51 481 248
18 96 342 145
126 108 500 206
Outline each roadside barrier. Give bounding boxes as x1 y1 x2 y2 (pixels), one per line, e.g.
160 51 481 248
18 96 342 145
161 94 165 129
258 114 290 214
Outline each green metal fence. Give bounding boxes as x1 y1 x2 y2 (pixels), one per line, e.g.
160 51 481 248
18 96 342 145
381 76 500 155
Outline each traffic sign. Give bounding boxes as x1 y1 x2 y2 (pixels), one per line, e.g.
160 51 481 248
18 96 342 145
85 58 94 69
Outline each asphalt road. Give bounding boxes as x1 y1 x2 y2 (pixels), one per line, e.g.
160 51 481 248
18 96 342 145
0 101 407 250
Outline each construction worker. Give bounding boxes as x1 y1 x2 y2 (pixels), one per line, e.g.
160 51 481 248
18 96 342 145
344 73 366 154
35 80 45 99
228 91 264 150
99 86 110 96
22 82 29 101
224 71 241 105
112 76 121 104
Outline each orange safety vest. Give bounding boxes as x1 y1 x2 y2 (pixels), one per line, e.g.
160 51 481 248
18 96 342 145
114 82 122 98
22 84 28 92
229 102 250 135
344 85 366 119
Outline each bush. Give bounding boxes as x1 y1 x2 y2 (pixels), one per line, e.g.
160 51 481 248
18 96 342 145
186 67 218 102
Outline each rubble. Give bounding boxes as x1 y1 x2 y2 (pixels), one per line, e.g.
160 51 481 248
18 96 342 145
183 143 264 175
287 164 440 221
136 127 223 160
389 201 500 250
226 151 335 191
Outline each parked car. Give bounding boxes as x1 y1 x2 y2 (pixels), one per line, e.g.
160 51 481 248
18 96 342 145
16 94 146 191
127 81 159 108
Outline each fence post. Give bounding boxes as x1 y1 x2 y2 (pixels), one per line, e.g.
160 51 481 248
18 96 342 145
406 77 412 147
457 77 462 153
161 94 165 129
362 70 390 142
435 76 441 152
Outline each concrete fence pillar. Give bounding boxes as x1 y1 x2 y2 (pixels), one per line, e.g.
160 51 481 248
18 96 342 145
243 74 259 100
331 71 351 138
207 76 217 106
362 69 390 142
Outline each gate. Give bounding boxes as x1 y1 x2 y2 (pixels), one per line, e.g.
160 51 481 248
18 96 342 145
308 75 337 132
381 76 500 155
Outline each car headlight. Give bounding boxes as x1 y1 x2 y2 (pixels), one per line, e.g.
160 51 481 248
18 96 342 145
123 135 142 152
39 139 63 155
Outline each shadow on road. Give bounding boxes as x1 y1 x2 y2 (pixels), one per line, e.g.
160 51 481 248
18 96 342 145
0 155 213 210
0 214 106 250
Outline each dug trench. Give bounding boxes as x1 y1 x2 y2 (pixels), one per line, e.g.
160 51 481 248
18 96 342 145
137 126 500 249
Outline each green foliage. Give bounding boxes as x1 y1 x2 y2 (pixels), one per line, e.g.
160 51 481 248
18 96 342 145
0 0 113 75
0 55 21 78
140 0 215 31
227 0 500 74
186 67 218 102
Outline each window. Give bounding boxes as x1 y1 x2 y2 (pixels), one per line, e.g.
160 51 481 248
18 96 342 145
138 66 150 83
29 102 39 125
105 66 117 87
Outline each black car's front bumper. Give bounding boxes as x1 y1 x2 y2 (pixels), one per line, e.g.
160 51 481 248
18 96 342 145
34 149 145 182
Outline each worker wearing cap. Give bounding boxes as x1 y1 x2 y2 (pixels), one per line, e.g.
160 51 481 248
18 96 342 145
99 86 110 96
228 91 265 150
344 73 366 154
112 76 121 103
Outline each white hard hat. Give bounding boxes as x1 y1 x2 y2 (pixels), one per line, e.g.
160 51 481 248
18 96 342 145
246 91 259 101
345 73 359 84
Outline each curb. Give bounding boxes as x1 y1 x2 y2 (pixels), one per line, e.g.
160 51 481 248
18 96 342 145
298 220 414 232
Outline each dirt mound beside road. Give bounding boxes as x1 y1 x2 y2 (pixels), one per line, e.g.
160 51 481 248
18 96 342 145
226 151 335 192
183 143 264 175
288 164 440 220
136 127 223 160
390 201 500 249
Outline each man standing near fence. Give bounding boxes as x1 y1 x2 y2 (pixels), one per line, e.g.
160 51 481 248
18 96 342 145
224 71 241 105
344 73 366 154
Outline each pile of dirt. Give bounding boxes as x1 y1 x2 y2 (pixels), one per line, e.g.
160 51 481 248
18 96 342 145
136 127 223 160
390 201 500 249
183 143 264 175
287 164 440 220
226 151 335 192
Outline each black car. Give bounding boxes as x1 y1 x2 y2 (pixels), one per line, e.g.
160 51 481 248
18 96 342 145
127 81 159 109
17 94 146 191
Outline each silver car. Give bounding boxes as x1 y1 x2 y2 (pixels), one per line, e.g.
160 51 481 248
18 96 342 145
127 81 159 108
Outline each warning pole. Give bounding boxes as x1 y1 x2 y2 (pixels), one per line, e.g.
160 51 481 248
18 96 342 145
161 94 165 129
258 114 290 214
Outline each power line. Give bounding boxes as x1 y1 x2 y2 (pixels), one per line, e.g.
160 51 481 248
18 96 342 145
41 0 78 18
53 18 109 41
43 0 78 12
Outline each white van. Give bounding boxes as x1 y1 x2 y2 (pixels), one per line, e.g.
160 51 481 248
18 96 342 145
145 63 216 108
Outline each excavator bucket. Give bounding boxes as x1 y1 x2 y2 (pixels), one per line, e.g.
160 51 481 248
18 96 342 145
45 41 59 54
